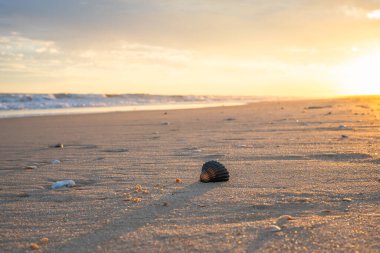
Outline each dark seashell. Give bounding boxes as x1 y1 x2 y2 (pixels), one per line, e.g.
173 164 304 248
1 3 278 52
51 143 64 148
200 160 229 183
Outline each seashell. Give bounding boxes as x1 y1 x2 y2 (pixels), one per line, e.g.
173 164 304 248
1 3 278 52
276 215 295 226
268 225 282 232
200 160 229 183
342 197 352 202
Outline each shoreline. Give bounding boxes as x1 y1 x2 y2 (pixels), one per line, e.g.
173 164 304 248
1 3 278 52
0 95 346 120
0 101 248 119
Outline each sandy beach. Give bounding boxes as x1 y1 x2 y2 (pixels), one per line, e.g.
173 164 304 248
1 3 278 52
0 97 379 252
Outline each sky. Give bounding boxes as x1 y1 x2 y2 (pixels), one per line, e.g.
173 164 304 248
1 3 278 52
0 0 380 96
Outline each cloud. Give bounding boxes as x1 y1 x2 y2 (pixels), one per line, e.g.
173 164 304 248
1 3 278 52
0 33 61 73
367 10 380 19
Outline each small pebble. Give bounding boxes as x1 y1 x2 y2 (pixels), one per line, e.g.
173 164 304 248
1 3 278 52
341 135 349 139
342 198 352 202
30 243 41 250
132 197 142 203
54 143 64 148
298 198 311 203
40 237 49 244
160 121 170 125
268 225 282 232
24 165 37 170
135 184 143 192
176 178 182 183
225 117 236 121
338 125 347 130
51 160 61 164
276 215 295 226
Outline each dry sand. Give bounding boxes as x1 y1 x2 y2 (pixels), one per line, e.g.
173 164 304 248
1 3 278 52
0 97 379 252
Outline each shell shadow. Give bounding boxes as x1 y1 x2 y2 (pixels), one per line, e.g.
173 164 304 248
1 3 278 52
54 181 220 252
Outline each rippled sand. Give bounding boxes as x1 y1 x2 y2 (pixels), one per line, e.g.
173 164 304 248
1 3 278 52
0 96 379 252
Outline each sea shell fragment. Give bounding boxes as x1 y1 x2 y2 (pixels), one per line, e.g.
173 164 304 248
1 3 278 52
200 160 229 183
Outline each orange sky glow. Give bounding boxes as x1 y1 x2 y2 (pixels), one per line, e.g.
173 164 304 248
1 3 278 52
0 1 379 97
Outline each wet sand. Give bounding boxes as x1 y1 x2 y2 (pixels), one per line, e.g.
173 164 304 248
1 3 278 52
0 97 379 252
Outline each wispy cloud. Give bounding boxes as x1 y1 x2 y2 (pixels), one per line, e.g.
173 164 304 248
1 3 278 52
0 33 61 73
367 10 380 19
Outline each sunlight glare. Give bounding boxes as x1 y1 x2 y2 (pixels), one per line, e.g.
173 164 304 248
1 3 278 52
337 50 380 95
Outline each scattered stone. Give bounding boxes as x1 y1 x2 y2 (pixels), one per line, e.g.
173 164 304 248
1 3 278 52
51 180 76 190
305 105 332 110
268 225 282 232
132 197 142 203
162 202 168 206
326 112 332 115
124 197 142 203
176 178 182 183
160 121 170 125
30 243 40 250
321 209 332 214
135 184 143 192
338 125 347 130
102 148 129 153
225 117 236 121
54 143 64 148
342 198 352 202
24 165 37 170
51 160 61 164
276 215 295 226
341 135 349 139
40 237 49 244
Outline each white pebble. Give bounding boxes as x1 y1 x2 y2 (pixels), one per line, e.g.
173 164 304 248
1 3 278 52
51 180 76 190
268 225 282 232
276 215 295 226
51 160 61 164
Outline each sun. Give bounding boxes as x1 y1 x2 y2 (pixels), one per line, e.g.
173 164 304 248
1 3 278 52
337 50 380 95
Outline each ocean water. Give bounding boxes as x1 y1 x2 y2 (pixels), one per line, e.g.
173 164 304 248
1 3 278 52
0 93 272 118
